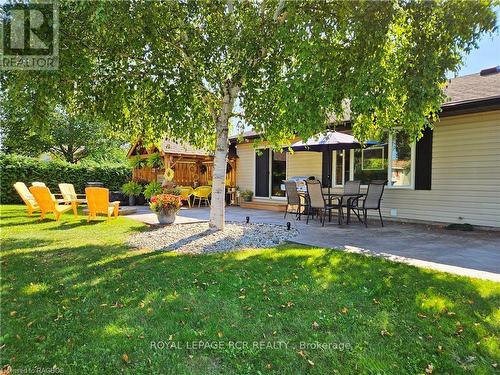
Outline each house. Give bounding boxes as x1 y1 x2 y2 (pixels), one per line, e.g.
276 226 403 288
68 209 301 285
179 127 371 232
127 139 237 187
230 67 500 228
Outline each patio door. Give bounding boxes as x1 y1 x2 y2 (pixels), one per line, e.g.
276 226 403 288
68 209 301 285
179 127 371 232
255 149 270 197
255 149 287 198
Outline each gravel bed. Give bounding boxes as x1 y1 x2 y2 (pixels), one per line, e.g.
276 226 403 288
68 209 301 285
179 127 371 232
127 222 298 254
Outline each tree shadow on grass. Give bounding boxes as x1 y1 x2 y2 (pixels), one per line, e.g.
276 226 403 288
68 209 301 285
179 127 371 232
1 237 498 373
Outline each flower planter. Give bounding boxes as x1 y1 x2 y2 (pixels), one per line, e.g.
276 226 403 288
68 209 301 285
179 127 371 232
157 210 178 224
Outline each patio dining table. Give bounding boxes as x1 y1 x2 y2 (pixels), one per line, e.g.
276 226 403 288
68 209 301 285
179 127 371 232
324 192 365 224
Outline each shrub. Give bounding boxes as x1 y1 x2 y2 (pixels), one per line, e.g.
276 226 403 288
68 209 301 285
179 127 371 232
146 153 164 169
143 181 163 200
129 155 147 169
121 181 143 197
0 154 131 204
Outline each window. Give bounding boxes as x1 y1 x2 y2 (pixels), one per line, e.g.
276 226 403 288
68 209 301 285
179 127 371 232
354 133 389 184
271 151 286 197
390 132 413 187
333 150 351 186
352 132 415 188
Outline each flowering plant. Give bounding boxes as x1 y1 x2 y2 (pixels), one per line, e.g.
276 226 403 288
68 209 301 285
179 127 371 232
149 193 182 213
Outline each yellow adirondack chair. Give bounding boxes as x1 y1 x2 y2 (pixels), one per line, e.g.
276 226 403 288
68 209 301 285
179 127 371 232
85 187 120 222
29 186 74 221
13 182 40 216
192 186 212 207
32 182 64 202
178 186 194 208
59 183 87 216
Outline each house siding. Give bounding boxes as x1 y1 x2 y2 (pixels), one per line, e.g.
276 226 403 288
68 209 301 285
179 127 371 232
235 142 255 192
234 110 500 227
286 152 323 180
378 110 500 227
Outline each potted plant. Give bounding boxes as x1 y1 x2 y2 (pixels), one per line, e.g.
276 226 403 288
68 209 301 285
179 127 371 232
146 153 164 171
121 181 143 206
149 193 182 224
143 181 163 201
240 190 253 202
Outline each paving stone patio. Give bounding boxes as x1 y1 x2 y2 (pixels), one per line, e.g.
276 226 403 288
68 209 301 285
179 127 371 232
127 205 500 281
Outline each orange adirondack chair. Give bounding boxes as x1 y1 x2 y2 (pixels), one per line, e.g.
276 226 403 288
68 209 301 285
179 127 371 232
85 187 120 222
29 186 74 221
13 182 40 216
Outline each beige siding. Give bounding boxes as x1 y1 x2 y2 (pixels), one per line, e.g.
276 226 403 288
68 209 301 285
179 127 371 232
234 110 500 227
378 110 500 228
286 152 323 180
235 143 255 192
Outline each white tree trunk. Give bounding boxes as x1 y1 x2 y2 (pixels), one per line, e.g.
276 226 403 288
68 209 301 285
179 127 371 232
209 83 240 230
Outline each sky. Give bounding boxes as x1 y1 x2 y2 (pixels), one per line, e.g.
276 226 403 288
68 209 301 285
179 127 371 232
453 7 500 77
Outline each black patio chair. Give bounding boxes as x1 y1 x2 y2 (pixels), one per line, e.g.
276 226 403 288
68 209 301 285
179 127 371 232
355 180 387 227
284 180 308 220
341 180 362 222
305 179 340 226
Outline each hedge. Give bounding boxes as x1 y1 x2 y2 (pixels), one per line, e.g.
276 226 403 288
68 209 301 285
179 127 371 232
0 154 132 204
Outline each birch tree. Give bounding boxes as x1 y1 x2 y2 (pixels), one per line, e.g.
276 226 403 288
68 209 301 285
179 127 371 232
1 0 496 229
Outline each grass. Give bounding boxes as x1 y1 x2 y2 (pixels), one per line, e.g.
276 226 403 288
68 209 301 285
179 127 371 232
0 204 498 374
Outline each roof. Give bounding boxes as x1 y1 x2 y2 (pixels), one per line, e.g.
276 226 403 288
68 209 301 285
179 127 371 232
230 67 500 142
443 67 500 106
160 139 212 157
127 139 212 158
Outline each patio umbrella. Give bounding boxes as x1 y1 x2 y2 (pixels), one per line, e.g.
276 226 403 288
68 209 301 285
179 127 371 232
288 131 368 152
286 131 377 189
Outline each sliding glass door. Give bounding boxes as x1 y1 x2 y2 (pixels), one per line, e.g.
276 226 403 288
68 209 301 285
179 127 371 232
255 149 287 198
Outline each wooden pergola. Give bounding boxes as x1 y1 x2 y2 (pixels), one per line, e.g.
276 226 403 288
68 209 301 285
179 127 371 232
127 140 237 187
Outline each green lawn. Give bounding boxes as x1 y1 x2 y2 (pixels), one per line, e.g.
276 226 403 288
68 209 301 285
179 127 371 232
1 205 498 374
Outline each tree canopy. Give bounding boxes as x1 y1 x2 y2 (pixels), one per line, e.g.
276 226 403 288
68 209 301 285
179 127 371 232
0 0 496 228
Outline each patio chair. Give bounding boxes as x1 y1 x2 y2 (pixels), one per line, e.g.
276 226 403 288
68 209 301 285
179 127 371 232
85 187 120 222
341 180 362 222
305 180 340 226
284 180 307 220
192 186 212 207
178 186 194 208
13 182 40 216
355 180 387 227
32 182 64 202
29 186 74 221
59 183 87 216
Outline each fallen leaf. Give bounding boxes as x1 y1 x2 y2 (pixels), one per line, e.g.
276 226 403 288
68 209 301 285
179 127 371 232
27 321 34 328
312 321 320 330
437 345 444 353
266 363 272 369
9 311 16 317
417 313 427 319
297 350 306 358
307 359 315 367
425 363 433 374
492 363 497 368
121 354 129 363
380 330 392 337
455 325 464 336
340 307 349 314
217 332 223 338
372 299 380 305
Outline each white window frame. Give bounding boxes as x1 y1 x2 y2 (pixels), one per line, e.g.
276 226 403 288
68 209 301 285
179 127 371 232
387 133 416 190
351 132 415 190
332 150 345 187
